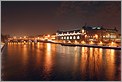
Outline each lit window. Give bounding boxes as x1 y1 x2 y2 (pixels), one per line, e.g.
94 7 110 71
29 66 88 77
61 37 63 39
82 29 84 33
70 36 72 39
73 36 76 39
67 36 69 39
92 27 96 29
77 36 80 39
64 37 66 39
110 35 116 38
97 27 101 29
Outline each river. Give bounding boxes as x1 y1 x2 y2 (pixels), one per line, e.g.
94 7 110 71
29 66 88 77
1 42 121 81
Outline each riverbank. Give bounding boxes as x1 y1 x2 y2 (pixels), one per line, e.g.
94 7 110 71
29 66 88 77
40 40 121 50
43 41 121 50
60 43 121 50
7 41 121 50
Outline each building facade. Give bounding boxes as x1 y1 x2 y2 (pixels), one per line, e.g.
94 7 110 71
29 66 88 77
56 25 119 43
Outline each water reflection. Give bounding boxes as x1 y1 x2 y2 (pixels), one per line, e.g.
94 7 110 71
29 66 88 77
105 49 115 80
43 43 53 79
22 44 28 65
2 42 121 81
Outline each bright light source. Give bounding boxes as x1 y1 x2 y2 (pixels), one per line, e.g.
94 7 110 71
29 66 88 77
70 36 72 39
81 41 86 44
95 34 98 39
77 36 80 39
89 41 94 44
73 36 76 39
82 29 84 33
48 35 50 37
24 36 26 39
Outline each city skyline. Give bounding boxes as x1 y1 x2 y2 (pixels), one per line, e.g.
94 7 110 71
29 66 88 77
1 1 121 37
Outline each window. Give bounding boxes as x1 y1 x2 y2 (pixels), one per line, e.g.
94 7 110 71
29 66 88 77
82 29 84 33
77 36 80 39
73 36 76 39
64 37 66 39
67 36 69 39
70 36 72 39
61 37 63 39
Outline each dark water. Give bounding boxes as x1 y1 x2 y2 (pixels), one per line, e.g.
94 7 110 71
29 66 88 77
1 42 121 81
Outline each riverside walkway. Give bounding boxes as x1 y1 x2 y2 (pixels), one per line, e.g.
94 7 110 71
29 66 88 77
60 43 121 50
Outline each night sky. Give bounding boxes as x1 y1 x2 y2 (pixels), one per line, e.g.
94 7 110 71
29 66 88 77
1 1 121 37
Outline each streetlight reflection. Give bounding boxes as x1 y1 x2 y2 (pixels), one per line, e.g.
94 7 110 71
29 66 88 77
43 43 53 78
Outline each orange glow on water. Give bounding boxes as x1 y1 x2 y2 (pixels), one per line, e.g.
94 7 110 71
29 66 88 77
44 43 53 76
47 43 51 54
105 49 115 80
37 42 40 48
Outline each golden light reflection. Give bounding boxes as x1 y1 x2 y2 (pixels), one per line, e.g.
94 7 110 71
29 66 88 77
35 42 42 67
47 43 51 53
66 47 70 54
110 49 115 61
62 46 66 54
105 49 115 80
44 43 52 75
22 44 28 65
37 42 40 48
81 47 88 75
51 44 56 53
73 47 79 75
89 48 93 60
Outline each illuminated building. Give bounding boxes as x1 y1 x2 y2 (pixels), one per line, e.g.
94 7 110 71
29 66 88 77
56 25 119 43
